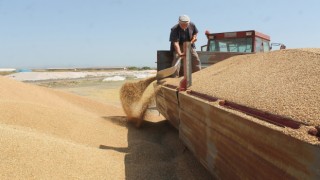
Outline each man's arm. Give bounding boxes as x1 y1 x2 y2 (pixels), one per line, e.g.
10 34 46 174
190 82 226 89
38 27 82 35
173 41 184 56
191 34 197 43
191 22 198 44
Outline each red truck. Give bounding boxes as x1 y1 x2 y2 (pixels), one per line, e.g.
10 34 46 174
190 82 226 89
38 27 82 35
157 30 284 70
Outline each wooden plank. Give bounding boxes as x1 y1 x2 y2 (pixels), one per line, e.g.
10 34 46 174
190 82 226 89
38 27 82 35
197 51 248 68
161 86 178 105
157 51 173 71
180 109 293 179
178 92 320 179
155 88 180 129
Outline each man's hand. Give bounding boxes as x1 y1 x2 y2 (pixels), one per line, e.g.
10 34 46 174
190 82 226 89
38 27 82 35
191 37 197 43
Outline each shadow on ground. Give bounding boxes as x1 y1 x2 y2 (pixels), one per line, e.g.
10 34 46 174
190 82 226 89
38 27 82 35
101 115 213 180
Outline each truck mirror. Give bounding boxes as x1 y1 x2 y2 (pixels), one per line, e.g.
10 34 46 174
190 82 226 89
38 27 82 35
201 45 207 52
270 43 285 50
280 44 286 49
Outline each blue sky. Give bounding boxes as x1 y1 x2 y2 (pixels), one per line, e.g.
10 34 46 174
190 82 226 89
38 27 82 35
1 0 319 68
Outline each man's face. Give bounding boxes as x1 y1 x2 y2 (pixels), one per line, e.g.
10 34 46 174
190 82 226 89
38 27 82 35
179 22 189 30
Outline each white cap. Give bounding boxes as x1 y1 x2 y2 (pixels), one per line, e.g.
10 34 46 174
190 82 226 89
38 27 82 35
179 15 190 23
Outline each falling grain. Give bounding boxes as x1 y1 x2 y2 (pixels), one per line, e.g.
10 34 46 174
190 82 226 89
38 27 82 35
119 76 159 127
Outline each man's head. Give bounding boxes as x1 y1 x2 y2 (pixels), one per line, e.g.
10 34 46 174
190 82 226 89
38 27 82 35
178 15 190 30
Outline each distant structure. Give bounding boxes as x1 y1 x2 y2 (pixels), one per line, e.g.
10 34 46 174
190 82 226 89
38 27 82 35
0 68 16 72
40 67 127 72
17 69 32 72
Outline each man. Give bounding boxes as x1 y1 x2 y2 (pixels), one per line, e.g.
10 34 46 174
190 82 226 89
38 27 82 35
169 15 201 77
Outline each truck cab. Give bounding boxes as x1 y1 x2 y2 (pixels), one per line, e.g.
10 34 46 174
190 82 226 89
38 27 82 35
157 30 274 71
202 30 271 53
198 30 271 68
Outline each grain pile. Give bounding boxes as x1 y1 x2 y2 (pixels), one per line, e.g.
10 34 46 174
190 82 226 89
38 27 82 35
120 76 159 127
165 48 320 127
0 75 212 179
0 76 127 179
187 48 320 127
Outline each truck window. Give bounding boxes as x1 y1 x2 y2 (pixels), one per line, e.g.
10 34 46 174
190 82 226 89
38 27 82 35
263 40 270 52
219 42 228 52
255 38 271 52
208 38 252 53
208 41 216 51
255 37 263 52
